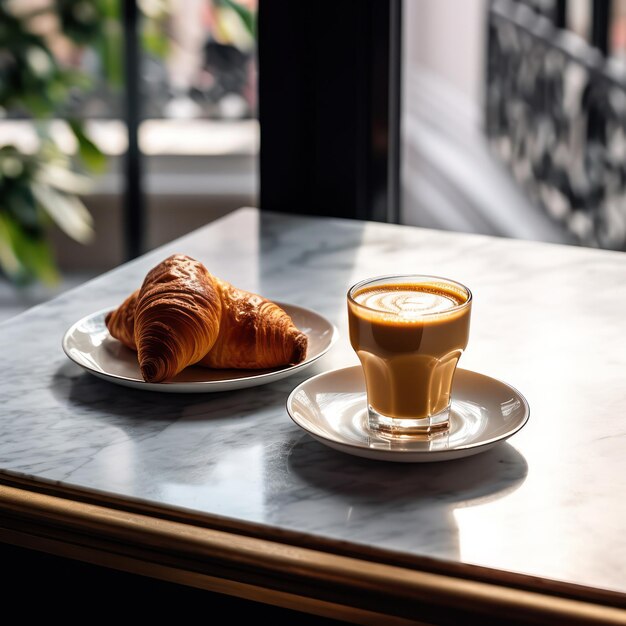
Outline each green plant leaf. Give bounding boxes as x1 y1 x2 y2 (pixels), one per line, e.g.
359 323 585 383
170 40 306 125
31 182 94 245
57 0 104 45
17 231 59 285
5 184 40 229
67 119 107 173
99 0 120 19
220 0 256 39
0 213 25 282
143 25 169 59
35 163 93 195
95 12 123 88
0 212 59 285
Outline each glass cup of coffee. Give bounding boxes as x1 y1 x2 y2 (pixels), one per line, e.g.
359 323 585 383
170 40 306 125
347 275 472 438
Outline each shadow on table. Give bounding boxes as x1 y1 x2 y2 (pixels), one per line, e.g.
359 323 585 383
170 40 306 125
283 434 527 560
51 361 297 426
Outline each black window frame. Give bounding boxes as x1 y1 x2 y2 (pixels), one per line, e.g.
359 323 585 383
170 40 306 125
257 0 402 224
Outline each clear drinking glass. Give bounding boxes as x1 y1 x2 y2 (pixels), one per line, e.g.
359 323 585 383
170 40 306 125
347 274 472 437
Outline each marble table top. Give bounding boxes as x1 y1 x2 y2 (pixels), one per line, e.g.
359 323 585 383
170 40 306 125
1 207 625 598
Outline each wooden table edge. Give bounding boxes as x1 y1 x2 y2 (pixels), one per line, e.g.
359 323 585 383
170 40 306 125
1 483 624 625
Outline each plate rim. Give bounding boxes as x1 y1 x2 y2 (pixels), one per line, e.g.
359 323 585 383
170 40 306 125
62 301 339 391
285 365 530 460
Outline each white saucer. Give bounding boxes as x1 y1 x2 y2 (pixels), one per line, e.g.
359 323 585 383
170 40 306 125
62 302 338 393
286 366 530 462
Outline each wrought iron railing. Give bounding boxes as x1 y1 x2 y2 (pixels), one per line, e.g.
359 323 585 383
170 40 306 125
486 0 626 250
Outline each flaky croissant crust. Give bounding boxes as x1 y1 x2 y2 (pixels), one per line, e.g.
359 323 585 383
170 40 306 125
133 254 222 382
104 289 138 351
105 254 308 382
199 278 308 369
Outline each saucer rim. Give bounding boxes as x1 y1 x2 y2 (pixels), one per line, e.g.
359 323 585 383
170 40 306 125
286 365 530 459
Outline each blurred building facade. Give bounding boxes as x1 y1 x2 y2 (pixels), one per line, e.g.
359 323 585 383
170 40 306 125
402 0 626 252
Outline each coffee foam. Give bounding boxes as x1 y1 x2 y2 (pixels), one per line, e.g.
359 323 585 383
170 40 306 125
353 284 465 318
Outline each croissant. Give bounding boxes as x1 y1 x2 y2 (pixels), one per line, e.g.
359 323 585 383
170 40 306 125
199 278 308 370
105 254 308 383
106 254 222 382
104 289 139 351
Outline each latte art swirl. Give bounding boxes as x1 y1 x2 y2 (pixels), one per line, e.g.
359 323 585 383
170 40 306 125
354 286 463 317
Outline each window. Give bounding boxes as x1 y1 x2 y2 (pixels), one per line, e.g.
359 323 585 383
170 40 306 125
0 0 258 284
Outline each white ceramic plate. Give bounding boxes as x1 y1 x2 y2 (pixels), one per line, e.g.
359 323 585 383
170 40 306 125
286 366 529 462
62 303 338 392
